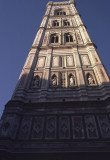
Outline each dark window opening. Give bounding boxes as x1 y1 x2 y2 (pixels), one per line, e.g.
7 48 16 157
64 21 70 26
57 11 66 16
51 35 59 43
53 21 59 27
65 34 73 42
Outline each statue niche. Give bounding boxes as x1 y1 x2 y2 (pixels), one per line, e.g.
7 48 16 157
33 75 40 88
69 74 75 87
87 73 95 85
51 74 57 87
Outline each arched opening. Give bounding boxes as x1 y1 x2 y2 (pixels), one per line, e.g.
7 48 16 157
63 20 70 26
69 74 75 87
57 11 66 15
51 74 57 87
65 33 73 42
51 34 59 43
33 75 40 87
87 73 95 85
53 20 59 27
55 9 66 16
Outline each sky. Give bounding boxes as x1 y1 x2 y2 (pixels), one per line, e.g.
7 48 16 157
0 0 110 118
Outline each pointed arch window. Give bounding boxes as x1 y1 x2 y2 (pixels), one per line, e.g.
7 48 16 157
51 34 59 43
64 20 70 26
65 33 73 42
53 20 59 27
57 11 66 15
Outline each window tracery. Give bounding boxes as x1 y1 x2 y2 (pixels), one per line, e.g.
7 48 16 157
63 20 70 26
51 34 59 43
57 11 66 15
53 20 59 27
65 33 73 42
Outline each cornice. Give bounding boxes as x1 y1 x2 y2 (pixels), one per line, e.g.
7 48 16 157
47 0 74 7
39 42 97 50
44 13 79 18
44 24 85 31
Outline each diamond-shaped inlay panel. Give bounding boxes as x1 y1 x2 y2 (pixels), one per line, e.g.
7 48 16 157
59 116 70 139
85 115 99 139
31 117 44 139
97 115 110 138
45 116 57 139
72 116 85 139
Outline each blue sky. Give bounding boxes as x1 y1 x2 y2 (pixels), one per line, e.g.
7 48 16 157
0 0 110 118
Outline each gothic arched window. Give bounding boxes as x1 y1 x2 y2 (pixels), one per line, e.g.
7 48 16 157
57 11 66 15
69 74 75 87
63 20 70 26
86 73 95 85
53 20 59 27
51 34 59 43
65 33 73 42
51 74 57 87
33 75 40 88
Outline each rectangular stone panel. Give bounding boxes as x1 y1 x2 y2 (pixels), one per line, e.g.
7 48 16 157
85 115 99 139
45 116 57 139
66 56 74 67
59 116 70 139
37 57 45 68
97 115 110 138
0 115 20 139
18 117 32 140
81 55 90 66
72 116 85 139
31 117 44 140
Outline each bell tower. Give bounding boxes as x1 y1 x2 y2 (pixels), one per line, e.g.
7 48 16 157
0 0 110 159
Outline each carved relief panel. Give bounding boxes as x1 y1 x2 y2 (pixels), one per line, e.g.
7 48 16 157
37 57 45 68
18 117 32 140
97 115 110 138
31 117 44 140
81 55 90 66
85 115 99 139
45 116 57 139
72 116 85 139
59 116 70 139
